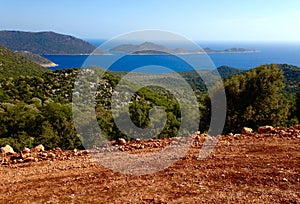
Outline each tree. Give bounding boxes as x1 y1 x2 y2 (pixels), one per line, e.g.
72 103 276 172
295 83 300 121
222 64 292 133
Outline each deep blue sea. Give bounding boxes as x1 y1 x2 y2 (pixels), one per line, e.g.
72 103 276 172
43 41 300 74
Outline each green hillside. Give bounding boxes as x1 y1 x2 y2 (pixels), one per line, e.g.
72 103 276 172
0 31 103 54
16 51 57 67
0 46 50 78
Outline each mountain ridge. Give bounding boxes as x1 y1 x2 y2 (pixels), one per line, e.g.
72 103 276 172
0 30 105 55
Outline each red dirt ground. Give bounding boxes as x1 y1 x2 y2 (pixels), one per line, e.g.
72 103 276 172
1 127 299 203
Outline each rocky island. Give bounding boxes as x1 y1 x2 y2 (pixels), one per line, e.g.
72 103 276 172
110 42 258 55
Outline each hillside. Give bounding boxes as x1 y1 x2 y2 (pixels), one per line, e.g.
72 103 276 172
0 31 105 55
0 46 50 78
16 51 57 67
278 64 300 91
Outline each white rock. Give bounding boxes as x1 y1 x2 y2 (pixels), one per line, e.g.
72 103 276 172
241 127 253 134
23 147 30 153
117 138 126 145
33 144 45 152
1 145 14 154
257 125 274 134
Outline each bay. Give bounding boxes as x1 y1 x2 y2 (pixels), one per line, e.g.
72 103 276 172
43 42 300 74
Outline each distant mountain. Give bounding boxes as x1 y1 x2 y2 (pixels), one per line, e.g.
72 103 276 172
0 31 105 55
16 51 57 67
0 46 49 78
110 41 257 55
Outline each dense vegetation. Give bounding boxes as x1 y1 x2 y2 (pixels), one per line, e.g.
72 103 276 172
0 50 300 151
221 64 298 133
0 31 101 54
0 46 49 78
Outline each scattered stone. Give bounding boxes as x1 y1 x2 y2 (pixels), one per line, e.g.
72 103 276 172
21 152 31 159
241 127 253 134
1 145 14 154
257 125 274 134
23 147 30 153
117 138 126 145
282 178 288 182
33 144 45 152
39 152 48 158
48 152 56 158
24 157 36 162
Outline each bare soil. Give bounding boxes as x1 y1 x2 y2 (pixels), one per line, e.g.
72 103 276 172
1 128 300 203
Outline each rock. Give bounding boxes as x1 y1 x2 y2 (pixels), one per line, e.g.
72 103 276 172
38 152 48 158
48 152 56 158
282 178 288 182
117 138 126 145
21 152 31 159
1 145 14 154
23 147 30 153
33 144 45 152
257 125 274 134
241 127 253 134
228 133 234 137
24 157 36 162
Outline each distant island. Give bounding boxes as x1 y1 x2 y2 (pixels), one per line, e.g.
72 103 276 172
110 42 258 55
0 31 106 55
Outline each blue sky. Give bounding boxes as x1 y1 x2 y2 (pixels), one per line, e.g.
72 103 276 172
1 0 300 41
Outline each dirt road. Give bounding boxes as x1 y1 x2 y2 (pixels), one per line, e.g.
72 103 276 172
1 127 299 203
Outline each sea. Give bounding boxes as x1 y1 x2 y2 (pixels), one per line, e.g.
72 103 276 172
43 41 300 74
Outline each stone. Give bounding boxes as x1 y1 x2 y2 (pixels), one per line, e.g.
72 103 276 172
1 145 14 154
24 157 36 162
241 127 253 134
23 147 30 153
282 178 288 182
257 125 274 134
21 152 31 159
48 152 56 158
117 138 126 145
33 144 45 152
